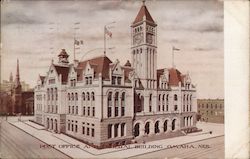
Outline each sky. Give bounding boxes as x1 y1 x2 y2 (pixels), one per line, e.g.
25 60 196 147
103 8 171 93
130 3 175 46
1 0 224 99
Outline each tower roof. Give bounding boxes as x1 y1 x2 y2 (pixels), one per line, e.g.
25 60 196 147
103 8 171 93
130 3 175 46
58 49 69 58
133 1 155 25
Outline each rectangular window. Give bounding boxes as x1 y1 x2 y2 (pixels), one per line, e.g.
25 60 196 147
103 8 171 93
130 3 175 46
68 121 70 131
174 105 178 111
114 124 118 137
71 124 74 131
121 107 125 116
89 77 92 84
75 124 78 132
72 106 74 114
92 107 95 117
117 77 121 85
108 107 112 117
115 107 118 117
87 128 90 136
149 106 152 112
108 124 112 139
82 126 85 134
112 76 116 85
121 124 125 137
91 128 95 137
76 106 78 115
158 105 160 111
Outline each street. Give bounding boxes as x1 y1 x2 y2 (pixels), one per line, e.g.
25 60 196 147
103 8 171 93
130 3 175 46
129 136 224 159
0 119 70 159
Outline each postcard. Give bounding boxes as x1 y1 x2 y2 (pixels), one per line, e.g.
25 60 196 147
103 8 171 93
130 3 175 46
0 0 249 158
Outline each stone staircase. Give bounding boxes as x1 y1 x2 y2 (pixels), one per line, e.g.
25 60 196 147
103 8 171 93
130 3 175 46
134 130 186 143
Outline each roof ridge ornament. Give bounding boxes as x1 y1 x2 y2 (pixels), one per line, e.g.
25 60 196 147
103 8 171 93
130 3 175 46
142 0 146 6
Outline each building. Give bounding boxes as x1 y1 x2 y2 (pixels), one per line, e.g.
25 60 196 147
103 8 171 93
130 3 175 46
1 73 30 92
34 2 198 148
0 60 34 116
197 99 224 123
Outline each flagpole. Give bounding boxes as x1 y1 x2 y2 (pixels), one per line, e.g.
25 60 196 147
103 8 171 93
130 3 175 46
104 26 106 55
104 21 115 56
172 46 174 68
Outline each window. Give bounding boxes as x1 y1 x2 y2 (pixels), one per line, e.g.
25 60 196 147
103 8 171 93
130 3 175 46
75 93 78 101
117 77 121 85
108 92 112 117
68 93 70 101
121 123 125 137
87 128 90 136
115 92 119 117
69 106 71 114
174 105 178 111
91 92 95 101
92 107 95 117
87 107 90 116
108 124 112 138
114 124 119 137
82 126 85 134
68 121 70 131
72 106 74 114
91 128 95 137
85 77 88 85
76 106 78 115
121 92 125 116
174 94 178 101
87 92 90 101
75 122 78 132
89 77 92 85
149 94 152 112
55 88 58 100
82 92 85 101
71 122 74 131
112 76 116 85
83 107 85 115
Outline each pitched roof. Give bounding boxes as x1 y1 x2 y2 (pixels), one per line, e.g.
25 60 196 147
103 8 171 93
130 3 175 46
157 68 184 87
77 55 112 80
39 75 45 84
53 65 70 84
133 4 155 25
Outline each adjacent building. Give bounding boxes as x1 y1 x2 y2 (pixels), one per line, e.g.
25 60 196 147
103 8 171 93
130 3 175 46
197 99 224 123
0 60 34 115
34 2 198 148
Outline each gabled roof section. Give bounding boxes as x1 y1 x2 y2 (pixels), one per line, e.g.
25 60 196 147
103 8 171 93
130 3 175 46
157 68 185 87
77 55 112 80
53 65 70 84
39 75 45 84
133 3 155 25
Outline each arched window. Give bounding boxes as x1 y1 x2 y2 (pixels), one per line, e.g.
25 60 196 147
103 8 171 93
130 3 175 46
115 92 119 117
91 92 95 101
71 93 74 101
87 92 90 101
82 92 85 101
121 92 125 116
107 92 112 117
75 93 78 101
174 94 178 101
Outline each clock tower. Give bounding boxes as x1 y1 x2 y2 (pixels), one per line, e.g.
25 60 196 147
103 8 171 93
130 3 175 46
131 1 157 89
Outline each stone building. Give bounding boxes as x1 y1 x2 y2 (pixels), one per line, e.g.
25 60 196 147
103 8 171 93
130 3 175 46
34 2 198 148
197 99 224 123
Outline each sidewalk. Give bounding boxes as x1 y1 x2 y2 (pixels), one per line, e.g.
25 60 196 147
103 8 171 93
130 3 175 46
10 119 224 158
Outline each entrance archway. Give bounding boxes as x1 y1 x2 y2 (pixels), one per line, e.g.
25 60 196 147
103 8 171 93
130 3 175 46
134 123 140 137
145 122 150 135
154 121 160 134
164 120 168 132
172 119 176 131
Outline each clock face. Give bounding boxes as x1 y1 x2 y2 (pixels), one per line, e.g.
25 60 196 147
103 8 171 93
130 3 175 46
134 33 143 45
146 34 153 44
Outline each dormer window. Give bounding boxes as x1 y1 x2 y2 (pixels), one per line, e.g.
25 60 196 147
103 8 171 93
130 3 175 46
111 76 122 85
85 76 92 85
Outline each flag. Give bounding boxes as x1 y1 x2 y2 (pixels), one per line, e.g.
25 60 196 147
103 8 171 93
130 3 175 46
105 27 112 38
75 40 83 45
173 46 180 51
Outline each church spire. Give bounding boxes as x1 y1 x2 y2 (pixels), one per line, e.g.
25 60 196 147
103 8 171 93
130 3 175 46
15 59 21 87
9 72 13 82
